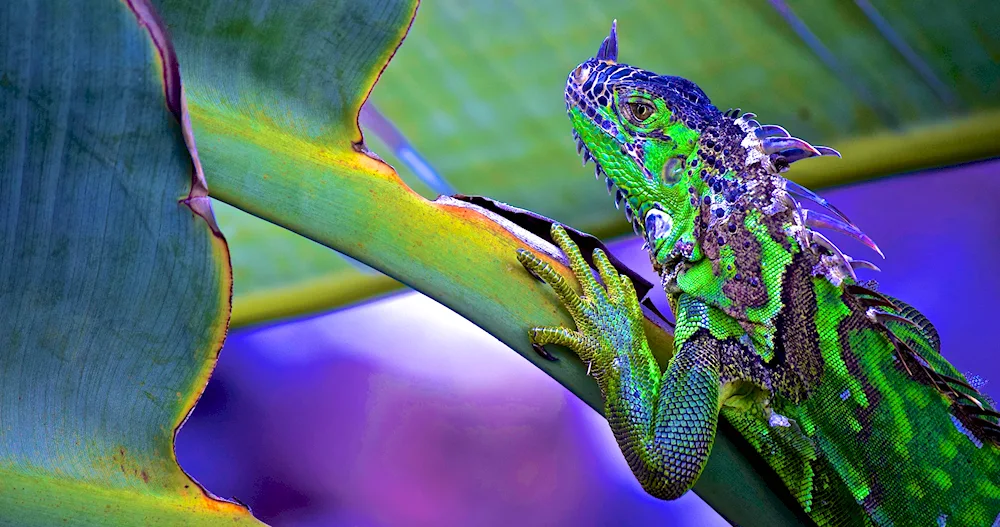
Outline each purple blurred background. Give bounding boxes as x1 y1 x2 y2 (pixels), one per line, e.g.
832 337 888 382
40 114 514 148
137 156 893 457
177 159 1000 526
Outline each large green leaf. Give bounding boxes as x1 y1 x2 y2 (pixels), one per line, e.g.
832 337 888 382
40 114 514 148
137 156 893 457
0 1 259 524
146 0 424 328
153 1 812 524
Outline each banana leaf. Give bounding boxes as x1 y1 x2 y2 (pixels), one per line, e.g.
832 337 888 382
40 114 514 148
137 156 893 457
0 0 260 524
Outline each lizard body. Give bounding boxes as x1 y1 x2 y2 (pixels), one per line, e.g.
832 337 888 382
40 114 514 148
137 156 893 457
519 22 1000 526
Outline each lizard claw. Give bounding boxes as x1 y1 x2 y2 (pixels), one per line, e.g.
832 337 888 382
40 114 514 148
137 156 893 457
518 224 647 378
518 252 547 283
532 342 559 362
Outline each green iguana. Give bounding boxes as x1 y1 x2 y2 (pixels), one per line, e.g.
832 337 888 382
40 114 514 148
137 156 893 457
517 21 1000 526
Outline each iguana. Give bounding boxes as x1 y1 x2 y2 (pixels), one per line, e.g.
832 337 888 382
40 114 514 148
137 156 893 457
516 21 1000 526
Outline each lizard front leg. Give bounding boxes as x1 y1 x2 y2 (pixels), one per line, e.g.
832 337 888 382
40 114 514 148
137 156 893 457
517 224 723 500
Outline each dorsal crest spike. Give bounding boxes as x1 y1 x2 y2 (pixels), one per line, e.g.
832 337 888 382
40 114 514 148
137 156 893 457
595 19 618 63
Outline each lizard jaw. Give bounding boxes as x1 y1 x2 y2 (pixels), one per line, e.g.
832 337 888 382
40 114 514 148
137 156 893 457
574 128 645 237
574 129 675 254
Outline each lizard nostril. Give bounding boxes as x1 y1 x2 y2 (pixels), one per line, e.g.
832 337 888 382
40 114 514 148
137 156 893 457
573 64 592 85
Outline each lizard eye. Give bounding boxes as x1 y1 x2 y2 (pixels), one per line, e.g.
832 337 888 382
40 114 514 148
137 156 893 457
625 99 655 124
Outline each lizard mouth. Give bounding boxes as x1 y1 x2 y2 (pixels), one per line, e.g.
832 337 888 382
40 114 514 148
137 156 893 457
573 128 673 257
571 127 648 238
571 126 673 258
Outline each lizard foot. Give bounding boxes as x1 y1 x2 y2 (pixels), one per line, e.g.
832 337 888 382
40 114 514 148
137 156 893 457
516 224 646 380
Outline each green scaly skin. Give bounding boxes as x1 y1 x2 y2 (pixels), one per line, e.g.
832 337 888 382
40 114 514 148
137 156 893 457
519 22 1000 526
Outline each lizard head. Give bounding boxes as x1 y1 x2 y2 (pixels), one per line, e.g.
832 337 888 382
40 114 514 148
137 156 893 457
565 21 845 268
